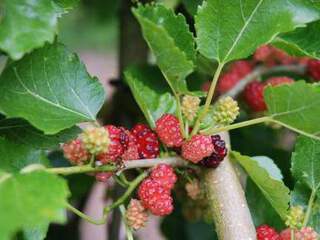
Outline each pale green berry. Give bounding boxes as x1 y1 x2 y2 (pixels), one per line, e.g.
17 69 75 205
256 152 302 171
81 127 110 155
181 95 201 121
213 96 239 126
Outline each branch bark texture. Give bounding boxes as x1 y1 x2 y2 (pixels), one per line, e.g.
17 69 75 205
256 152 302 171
203 133 256 240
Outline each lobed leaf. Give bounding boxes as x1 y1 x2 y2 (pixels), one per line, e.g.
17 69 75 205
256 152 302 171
0 43 105 134
195 0 320 63
133 4 196 93
125 66 176 128
231 152 290 220
265 81 320 139
0 172 70 240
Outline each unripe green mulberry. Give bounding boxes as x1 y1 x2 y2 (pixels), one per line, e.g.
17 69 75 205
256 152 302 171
285 205 305 229
81 127 110 155
213 96 239 126
181 95 200 121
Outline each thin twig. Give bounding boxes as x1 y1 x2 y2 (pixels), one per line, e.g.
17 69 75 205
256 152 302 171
66 203 107 225
191 63 225 135
45 157 188 176
104 172 148 214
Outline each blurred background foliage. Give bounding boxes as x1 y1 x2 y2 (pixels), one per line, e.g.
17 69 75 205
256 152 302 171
58 0 119 53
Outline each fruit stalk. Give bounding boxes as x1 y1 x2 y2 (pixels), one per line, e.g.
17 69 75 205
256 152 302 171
203 132 256 240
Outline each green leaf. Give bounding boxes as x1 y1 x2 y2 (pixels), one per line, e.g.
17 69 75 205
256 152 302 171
54 0 79 10
182 0 203 15
0 43 105 134
0 118 80 149
0 0 64 59
246 179 285 229
125 66 177 128
292 136 320 191
231 151 290 220
273 21 320 59
23 223 49 240
0 137 49 173
133 4 195 93
291 182 320 232
0 171 70 240
195 0 320 63
265 81 320 140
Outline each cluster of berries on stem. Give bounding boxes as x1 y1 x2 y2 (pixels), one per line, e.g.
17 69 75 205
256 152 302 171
62 123 160 181
138 164 177 217
257 225 318 240
202 44 320 113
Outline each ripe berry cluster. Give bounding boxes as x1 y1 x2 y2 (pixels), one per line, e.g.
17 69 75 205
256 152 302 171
156 114 228 167
63 123 159 164
138 164 177 216
256 224 318 240
62 124 160 181
202 45 320 113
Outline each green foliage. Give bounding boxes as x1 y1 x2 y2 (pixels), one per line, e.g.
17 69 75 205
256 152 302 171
125 66 177 128
0 0 72 59
0 137 49 173
23 223 49 240
133 4 195 93
0 118 80 149
265 82 320 140
291 182 320 232
246 179 285 230
182 0 203 15
231 152 290 220
292 136 320 192
0 172 70 240
274 21 320 59
195 0 320 63
161 199 218 240
54 0 79 10
0 43 105 134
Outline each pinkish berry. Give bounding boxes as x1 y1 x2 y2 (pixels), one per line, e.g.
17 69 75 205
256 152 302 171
155 114 184 147
256 225 280 240
147 193 173 216
150 164 177 190
95 172 113 182
243 80 267 112
131 124 160 159
97 125 124 164
307 59 320 81
122 131 139 161
138 179 169 208
119 127 130 150
181 135 214 163
265 77 294 87
295 227 318 240
62 139 90 165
